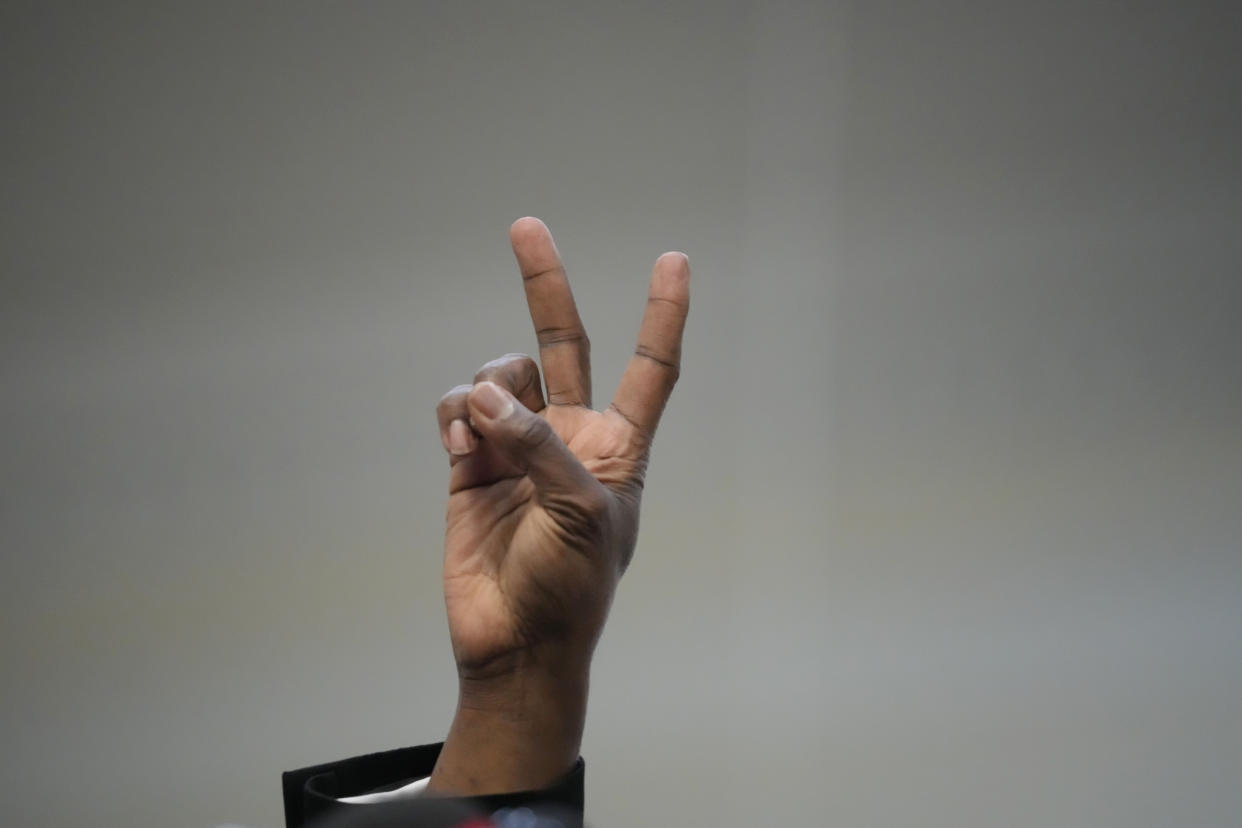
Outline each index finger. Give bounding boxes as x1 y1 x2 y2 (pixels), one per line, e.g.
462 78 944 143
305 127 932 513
610 251 690 440
510 217 591 407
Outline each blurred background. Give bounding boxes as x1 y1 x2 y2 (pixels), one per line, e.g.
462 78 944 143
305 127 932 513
2 2 1239 826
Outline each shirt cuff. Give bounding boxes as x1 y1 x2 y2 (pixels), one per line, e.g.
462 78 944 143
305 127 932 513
336 774 429 804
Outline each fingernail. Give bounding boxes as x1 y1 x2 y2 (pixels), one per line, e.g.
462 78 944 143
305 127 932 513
472 381 514 420
448 419 475 455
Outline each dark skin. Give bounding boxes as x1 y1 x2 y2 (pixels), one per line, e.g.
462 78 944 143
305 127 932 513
427 217 690 795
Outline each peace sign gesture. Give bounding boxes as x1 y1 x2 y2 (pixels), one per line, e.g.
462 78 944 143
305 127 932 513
429 217 689 794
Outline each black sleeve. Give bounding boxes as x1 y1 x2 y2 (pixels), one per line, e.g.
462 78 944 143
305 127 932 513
282 742 585 828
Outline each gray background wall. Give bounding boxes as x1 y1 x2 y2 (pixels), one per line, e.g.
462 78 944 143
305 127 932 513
2 2 1239 826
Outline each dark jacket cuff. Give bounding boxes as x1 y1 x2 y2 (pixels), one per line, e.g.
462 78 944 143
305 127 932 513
282 742 584 828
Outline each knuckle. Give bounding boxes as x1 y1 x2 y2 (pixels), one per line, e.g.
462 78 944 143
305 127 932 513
474 354 515 380
511 355 541 386
475 354 540 389
436 384 472 412
473 361 501 384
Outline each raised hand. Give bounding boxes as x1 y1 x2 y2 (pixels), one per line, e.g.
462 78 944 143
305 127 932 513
428 217 689 794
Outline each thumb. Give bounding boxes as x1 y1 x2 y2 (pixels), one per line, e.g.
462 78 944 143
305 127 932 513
467 381 600 502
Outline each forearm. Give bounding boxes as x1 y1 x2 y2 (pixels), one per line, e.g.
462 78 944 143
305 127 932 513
427 661 589 795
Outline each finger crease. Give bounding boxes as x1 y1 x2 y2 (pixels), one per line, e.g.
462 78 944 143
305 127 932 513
537 328 590 348
522 266 563 282
634 346 680 372
646 296 689 311
608 403 653 440
547 390 587 406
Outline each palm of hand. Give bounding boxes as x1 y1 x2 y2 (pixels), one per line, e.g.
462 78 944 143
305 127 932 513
434 217 688 679
444 407 644 673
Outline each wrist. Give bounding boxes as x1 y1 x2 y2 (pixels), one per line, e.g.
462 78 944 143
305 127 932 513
428 655 590 796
